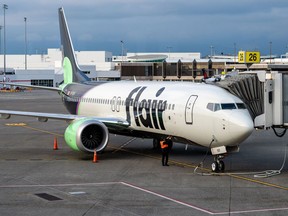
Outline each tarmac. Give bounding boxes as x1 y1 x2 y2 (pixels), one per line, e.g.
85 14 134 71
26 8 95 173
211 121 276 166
0 90 287 216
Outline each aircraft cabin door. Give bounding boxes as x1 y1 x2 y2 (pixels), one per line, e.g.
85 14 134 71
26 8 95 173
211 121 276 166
185 95 198 124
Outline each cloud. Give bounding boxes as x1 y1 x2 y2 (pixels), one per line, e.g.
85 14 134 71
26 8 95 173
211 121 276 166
2 0 288 55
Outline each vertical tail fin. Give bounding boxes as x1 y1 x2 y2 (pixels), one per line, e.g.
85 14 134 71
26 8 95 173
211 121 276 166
58 7 90 84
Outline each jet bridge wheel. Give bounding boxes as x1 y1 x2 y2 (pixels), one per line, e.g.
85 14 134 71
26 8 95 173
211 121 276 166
211 156 225 172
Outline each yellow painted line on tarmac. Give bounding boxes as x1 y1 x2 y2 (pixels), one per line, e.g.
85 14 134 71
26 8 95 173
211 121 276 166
229 174 288 191
21 125 63 137
108 145 288 191
108 145 179 164
5 122 63 137
108 145 209 172
5 123 27 126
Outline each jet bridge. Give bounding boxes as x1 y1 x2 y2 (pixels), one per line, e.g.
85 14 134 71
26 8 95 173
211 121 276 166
215 71 288 133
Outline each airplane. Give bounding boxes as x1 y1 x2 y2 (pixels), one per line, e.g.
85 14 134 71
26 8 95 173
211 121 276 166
0 7 254 172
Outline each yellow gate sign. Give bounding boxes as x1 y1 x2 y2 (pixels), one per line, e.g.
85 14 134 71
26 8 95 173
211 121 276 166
238 51 260 63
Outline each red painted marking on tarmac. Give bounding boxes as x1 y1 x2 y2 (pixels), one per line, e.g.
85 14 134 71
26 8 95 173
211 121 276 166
121 181 214 215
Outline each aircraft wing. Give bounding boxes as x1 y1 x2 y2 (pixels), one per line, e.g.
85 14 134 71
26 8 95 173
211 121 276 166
0 110 130 129
0 82 61 92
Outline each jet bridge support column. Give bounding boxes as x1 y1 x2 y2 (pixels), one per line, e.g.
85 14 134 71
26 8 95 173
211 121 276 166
271 71 288 129
262 71 288 129
271 72 283 126
245 71 288 130
254 71 273 129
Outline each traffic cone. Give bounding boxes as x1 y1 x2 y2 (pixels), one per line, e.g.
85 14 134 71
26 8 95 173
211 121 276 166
53 137 58 150
93 150 98 163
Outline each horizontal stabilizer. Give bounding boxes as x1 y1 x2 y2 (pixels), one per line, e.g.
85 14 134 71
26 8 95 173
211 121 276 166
0 81 60 92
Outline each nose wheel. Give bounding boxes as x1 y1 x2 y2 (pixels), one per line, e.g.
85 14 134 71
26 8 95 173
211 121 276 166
211 155 225 172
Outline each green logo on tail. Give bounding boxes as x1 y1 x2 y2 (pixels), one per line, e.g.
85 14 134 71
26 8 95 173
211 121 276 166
63 57 73 84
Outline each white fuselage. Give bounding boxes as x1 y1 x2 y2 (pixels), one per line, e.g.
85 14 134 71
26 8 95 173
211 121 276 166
75 81 254 148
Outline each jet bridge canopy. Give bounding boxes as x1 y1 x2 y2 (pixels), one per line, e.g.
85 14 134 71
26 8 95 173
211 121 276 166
215 74 264 120
214 71 288 130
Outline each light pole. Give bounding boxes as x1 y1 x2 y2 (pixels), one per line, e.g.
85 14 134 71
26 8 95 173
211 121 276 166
234 42 236 63
3 4 8 75
167 46 172 59
210 45 214 57
24 17 27 70
121 40 124 62
269 41 272 64
0 25 2 55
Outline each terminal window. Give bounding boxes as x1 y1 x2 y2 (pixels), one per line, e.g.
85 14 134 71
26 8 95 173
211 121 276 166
31 79 53 87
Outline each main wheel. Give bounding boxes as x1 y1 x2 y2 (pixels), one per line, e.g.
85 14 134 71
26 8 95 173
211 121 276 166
153 138 160 149
211 162 219 172
218 160 225 172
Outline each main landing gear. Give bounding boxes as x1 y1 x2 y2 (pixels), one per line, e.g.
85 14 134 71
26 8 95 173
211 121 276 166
153 138 161 149
211 155 225 172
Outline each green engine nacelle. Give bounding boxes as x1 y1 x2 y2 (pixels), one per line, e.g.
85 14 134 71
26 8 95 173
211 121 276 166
64 118 109 153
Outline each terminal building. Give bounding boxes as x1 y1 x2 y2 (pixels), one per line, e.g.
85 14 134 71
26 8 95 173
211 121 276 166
0 48 119 87
0 48 288 87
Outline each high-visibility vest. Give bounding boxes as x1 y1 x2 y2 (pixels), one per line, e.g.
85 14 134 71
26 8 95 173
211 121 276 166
160 141 168 149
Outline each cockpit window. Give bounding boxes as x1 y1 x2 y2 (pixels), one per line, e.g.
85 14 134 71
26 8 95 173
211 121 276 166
221 103 237 110
206 103 214 111
214 103 221 111
236 103 246 109
206 103 221 112
207 102 246 112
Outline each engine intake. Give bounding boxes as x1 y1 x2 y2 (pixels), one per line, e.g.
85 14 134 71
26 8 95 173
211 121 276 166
64 118 109 153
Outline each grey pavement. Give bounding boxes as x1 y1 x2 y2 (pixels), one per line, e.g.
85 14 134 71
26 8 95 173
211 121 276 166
0 90 287 216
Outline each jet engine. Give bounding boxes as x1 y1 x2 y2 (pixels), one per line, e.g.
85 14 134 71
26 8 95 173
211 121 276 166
64 118 109 153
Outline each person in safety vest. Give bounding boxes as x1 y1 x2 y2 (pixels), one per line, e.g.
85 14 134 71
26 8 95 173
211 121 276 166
160 136 173 166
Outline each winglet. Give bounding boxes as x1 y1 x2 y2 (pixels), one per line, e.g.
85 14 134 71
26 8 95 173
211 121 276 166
58 7 90 84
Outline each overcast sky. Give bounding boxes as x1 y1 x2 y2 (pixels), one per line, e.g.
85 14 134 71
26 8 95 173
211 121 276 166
3 0 288 56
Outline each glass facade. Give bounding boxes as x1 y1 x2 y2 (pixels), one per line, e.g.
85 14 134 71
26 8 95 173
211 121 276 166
31 79 53 87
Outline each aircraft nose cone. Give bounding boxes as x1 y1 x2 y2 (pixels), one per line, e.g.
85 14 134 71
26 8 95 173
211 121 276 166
229 113 254 143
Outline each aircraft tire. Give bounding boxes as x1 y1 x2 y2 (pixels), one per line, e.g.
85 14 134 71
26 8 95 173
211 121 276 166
218 160 225 172
153 138 160 149
211 162 218 172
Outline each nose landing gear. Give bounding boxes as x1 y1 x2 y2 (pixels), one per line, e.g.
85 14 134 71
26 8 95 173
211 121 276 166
211 155 225 172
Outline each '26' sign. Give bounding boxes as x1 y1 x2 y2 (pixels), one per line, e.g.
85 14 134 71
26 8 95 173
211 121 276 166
238 51 260 63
